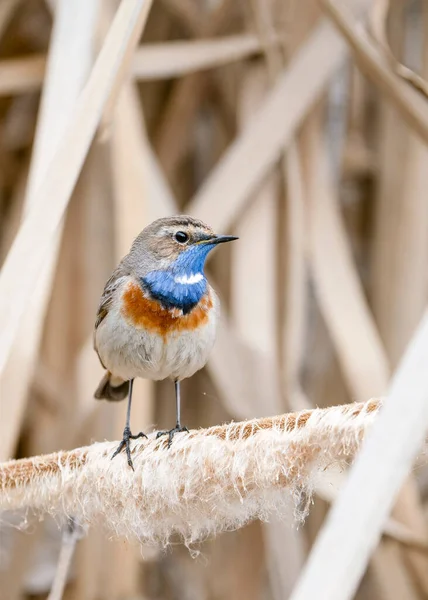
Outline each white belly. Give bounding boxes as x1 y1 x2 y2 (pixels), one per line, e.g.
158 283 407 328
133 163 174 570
95 292 219 382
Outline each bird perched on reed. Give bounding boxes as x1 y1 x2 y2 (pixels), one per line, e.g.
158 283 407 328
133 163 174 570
93 215 238 468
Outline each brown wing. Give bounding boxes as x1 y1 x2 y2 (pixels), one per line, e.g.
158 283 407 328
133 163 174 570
93 263 130 364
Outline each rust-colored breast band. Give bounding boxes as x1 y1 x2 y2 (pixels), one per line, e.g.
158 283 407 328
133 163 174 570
121 281 213 336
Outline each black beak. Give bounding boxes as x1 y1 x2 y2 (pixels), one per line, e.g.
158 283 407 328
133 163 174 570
204 235 239 245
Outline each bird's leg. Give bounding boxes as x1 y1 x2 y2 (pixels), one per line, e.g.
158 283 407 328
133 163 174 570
156 380 189 447
111 379 147 470
175 379 183 429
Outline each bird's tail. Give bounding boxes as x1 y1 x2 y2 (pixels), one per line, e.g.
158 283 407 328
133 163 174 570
94 372 129 401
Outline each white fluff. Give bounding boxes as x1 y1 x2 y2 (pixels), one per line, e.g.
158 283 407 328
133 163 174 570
0 401 381 548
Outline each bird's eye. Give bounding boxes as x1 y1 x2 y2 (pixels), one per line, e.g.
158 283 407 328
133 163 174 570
175 231 189 243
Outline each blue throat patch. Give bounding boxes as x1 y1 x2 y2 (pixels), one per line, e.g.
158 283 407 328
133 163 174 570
142 244 214 313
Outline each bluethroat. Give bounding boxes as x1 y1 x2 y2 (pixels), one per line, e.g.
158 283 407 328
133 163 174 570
93 216 238 469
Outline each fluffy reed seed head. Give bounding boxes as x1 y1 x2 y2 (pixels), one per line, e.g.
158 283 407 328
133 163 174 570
0 400 380 547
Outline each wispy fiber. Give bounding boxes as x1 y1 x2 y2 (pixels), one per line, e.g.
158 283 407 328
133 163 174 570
0 400 380 547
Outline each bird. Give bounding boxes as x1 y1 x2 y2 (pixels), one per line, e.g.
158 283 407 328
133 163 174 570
93 215 238 469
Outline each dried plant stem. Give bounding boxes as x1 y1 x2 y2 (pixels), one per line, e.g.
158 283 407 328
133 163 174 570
0 0 98 463
0 0 152 376
290 310 428 600
47 519 84 600
1 400 380 546
370 0 428 98
321 0 428 143
0 34 281 96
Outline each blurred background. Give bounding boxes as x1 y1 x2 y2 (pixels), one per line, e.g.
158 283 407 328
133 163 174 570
1 0 428 598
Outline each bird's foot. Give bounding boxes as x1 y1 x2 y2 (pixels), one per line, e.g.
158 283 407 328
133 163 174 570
111 426 147 470
156 424 189 448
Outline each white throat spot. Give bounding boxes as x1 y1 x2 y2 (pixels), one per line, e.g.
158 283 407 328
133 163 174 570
174 273 204 285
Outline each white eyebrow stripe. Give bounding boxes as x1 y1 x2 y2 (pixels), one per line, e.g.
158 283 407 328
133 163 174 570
174 273 204 285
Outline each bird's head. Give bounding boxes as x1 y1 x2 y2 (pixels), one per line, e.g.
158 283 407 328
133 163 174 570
127 216 237 312
128 215 237 274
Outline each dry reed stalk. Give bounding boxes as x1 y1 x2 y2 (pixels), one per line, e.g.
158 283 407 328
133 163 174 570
303 107 425 600
0 0 152 377
321 0 428 144
187 0 372 232
132 34 280 79
372 2 428 370
106 71 155 597
0 0 98 464
0 168 28 461
1 400 380 547
289 310 428 600
370 0 428 98
303 105 412 600
98 0 153 137
281 142 308 413
233 64 304 599
0 35 281 97
253 0 321 586
249 54 313 600
304 123 390 398
47 520 84 600
245 3 316 592
233 66 278 382
368 2 428 594
71 148 117 600
153 0 234 180
250 0 309 416
207 312 283 419
0 7 152 593
0 55 46 95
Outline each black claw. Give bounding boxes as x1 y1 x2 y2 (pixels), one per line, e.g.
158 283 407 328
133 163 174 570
111 440 125 460
129 431 147 440
126 443 134 471
156 425 189 448
111 427 147 470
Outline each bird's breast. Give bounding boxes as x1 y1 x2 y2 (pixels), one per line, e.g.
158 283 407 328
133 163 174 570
121 280 214 336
